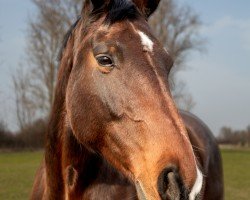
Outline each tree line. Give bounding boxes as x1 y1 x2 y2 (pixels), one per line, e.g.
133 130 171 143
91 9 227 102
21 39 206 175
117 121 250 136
0 119 46 149
217 126 250 147
2 117 250 149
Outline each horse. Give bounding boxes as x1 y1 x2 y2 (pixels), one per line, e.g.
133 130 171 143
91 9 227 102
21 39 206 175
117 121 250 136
30 0 224 199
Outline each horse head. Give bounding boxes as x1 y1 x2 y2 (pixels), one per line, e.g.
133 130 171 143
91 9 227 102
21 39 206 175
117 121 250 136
59 0 203 199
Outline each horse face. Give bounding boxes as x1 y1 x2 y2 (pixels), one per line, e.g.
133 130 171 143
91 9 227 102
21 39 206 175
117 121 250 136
65 0 203 199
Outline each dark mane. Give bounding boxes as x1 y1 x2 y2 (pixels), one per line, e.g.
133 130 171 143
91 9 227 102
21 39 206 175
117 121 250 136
58 17 81 61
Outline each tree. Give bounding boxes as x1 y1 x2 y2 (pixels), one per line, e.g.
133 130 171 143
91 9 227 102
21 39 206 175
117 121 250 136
170 79 196 111
217 125 250 147
0 120 14 148
13 67 36 130
13 0 82 129
14 0 203 129
25 0 82 113
0 120 7 134
218 126 234 144
246 125 250 147
149 0 204 110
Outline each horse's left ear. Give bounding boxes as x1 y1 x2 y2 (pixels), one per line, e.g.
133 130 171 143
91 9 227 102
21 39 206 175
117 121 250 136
133 0 161 18
81 0 110 17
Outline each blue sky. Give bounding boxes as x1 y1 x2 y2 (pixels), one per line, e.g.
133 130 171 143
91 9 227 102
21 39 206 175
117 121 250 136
0 0 249 135
0 0 35 129
178 0 250 134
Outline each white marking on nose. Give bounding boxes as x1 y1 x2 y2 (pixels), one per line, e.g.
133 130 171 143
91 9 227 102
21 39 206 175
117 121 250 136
189 167 203 200
138 31 154 52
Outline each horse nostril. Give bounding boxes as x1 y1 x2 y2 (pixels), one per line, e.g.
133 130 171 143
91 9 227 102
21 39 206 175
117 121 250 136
157 167 189 200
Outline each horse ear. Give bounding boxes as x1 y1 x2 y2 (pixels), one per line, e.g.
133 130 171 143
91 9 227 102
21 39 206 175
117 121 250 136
133 0 161 18
89 0 109 10
81 0 109 16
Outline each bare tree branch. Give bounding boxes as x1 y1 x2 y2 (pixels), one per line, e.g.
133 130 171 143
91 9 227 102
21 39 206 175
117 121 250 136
12 67 37 130
149 0 205 110
13 0 82 129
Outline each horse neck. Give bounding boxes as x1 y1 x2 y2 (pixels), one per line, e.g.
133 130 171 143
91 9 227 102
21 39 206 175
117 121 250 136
59 128 132 197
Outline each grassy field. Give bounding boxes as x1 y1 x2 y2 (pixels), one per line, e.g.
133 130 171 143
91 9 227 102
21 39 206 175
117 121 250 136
0 149 250 200
222 149 250 200
0 151 42 200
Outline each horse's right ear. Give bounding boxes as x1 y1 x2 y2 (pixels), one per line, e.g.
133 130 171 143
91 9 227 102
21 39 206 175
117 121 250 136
81 0 109 17
133 0 161 18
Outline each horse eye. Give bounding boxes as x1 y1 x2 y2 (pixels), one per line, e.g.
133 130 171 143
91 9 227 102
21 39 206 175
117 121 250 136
96 55 114 67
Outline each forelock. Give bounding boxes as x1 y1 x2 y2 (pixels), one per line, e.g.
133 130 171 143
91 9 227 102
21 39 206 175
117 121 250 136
105 0 140 23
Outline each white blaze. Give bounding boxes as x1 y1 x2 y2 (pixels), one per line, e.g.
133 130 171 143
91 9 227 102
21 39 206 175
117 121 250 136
189 167 203 200
138 31 154 52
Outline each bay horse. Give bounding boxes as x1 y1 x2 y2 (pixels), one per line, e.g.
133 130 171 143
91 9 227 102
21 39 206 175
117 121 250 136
31 0 223 199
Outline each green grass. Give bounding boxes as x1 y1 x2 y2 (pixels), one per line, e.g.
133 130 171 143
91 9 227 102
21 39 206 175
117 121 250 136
0 151 43 200
0 149 250 199
221 149 250 200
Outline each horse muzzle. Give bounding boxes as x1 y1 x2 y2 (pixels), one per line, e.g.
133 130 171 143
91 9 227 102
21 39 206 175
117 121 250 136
134 165 203 200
